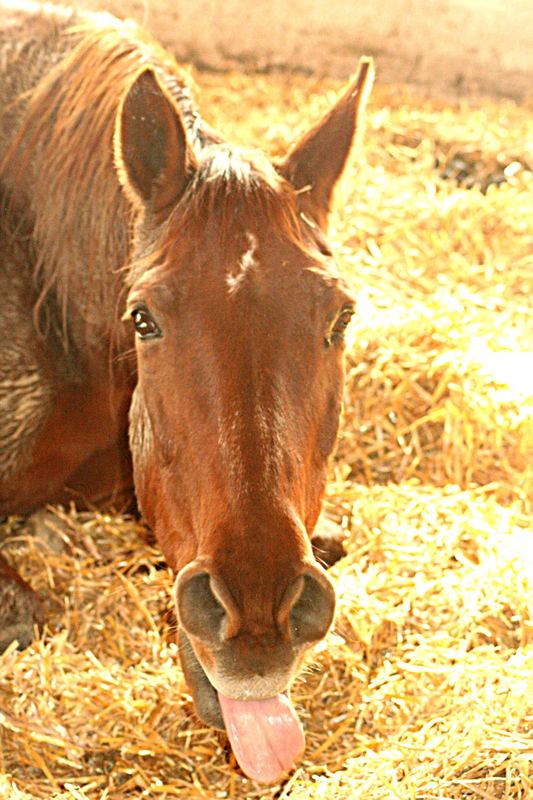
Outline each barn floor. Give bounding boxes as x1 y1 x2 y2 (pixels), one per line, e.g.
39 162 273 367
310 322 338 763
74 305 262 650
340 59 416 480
0 70 532 799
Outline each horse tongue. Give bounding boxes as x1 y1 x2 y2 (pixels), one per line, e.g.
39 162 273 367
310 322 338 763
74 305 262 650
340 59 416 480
217 692 305 784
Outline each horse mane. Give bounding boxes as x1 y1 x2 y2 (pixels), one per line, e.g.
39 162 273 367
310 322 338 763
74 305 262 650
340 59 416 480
0 14 204 351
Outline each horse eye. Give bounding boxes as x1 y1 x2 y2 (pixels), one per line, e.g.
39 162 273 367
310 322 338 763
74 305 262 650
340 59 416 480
334 309 354 332
131 308 162 339
327 306 355 346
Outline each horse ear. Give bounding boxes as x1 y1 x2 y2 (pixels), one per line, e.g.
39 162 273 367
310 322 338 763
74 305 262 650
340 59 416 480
278 57 374 229
115 69 196 213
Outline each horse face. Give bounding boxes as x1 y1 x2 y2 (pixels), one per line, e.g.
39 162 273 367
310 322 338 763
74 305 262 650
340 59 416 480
126 217 351 707
115 64 373 741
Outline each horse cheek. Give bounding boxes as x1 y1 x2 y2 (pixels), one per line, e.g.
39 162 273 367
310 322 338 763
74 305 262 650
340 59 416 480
129 388 158 526
304 388 342 532
318 389 343 461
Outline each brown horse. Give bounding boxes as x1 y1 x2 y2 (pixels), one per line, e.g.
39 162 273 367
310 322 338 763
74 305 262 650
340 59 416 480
0 1 373 784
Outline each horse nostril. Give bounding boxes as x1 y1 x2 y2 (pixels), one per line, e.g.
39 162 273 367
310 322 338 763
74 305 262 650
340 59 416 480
177 572 224 642
279 567 336 645
175 561 241 643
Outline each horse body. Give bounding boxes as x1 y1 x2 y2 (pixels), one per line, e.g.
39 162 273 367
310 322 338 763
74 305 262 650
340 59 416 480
0 2 373 784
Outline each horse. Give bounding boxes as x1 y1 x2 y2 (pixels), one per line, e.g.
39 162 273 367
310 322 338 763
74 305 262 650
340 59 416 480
0 1 373 784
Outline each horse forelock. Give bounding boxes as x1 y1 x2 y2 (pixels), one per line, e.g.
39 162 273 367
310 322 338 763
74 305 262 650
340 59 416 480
179 142 300 235
146 147 303 271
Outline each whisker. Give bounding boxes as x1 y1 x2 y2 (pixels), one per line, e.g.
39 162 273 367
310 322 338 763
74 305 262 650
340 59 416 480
114 347 136 365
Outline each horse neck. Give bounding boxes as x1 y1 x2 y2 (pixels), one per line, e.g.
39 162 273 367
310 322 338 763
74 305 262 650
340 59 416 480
0 17 138 379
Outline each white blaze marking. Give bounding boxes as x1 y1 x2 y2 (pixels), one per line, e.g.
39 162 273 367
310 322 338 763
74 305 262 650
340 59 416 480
254 403 286 485
218 400 285 498
218 409 245 493
227 232 258 295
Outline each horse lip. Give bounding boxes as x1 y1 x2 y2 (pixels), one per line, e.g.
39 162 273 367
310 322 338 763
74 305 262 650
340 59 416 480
178 629 293 729
178 628 226 730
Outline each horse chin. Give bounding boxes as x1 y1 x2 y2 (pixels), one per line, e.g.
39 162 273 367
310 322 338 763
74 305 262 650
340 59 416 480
178 628 226 729
177 629 296 731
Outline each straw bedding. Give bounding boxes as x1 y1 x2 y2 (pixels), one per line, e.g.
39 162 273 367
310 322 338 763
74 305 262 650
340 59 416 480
0 67 532 799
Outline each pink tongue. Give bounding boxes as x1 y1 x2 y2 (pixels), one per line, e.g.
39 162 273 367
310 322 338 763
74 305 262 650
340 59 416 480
217 692 305 784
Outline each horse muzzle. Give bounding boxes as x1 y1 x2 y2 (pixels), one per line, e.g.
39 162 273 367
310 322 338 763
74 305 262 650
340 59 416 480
173 557 336 782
